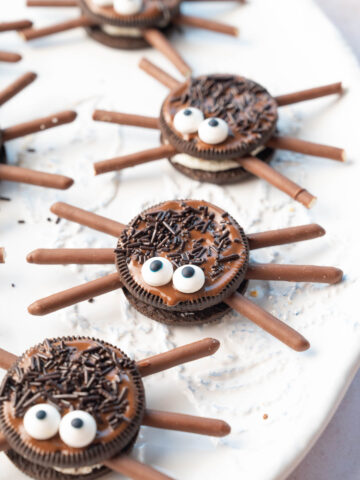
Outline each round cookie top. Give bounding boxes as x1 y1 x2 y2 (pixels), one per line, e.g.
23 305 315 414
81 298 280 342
0 337 145 468
160 74 278 160
80 0 180 28
116 199 249 312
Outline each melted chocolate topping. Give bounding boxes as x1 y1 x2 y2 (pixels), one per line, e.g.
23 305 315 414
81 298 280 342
161 74 278 159
116 200 249 309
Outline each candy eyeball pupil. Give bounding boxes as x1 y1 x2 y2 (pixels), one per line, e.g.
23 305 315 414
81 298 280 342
36 410 47 420
150 259 162 272
208 118 219 127
182 266 195 278
183 109 192 116
71 418 84 429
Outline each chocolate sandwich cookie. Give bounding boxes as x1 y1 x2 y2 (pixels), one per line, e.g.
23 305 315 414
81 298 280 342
0 336 231 479
159 74 277 183
93 59 345 208
0 336 145 479
80 0 179 50
116 199 249 324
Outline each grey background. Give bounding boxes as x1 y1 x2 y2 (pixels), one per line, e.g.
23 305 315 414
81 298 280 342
289 1 359 479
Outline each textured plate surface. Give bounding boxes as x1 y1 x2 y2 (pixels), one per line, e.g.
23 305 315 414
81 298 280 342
0 1 359 479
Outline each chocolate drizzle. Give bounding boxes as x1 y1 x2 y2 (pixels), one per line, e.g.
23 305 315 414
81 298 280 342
116 202 240 280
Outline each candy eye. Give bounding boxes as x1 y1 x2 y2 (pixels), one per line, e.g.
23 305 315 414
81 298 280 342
173 265 205 293
113 0 143 15
198 117 229 145
23 404 61 440
59 411 97 448
141 257 173 287
173 107 204 134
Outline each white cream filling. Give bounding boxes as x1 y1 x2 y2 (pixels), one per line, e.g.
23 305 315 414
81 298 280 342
53 464 103 475
101 24 143 37
171 146 265 172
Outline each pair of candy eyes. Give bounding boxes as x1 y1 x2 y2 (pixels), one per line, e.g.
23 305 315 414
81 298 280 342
23 404 97 449
173 108 229 145
92 0 143 16
142 257 205 293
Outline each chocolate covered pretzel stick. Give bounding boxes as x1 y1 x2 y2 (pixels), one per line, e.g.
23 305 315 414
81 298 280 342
142 409 230 437
267 136 346 162
275 82 343 106
139 58 181 90
0 165 73 190
28 272 122 315
142 29 192 77
94 144 177 175
0 51 21 63
0 347 17 370
27 0 78 5
0 72 37 107
137 338 220 377
246 264 343 284
173 14 238 37
20 15 96 41
2 110 77 141
247 224 325 250
0 20 33 32
27 248 115 264
225 293 310 351
93 110 160 130
50 202 125 236
0 247 5 263
105 455 173 480
236 156 316 208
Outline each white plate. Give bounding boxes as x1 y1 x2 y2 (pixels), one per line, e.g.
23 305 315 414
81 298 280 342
0 0 359 479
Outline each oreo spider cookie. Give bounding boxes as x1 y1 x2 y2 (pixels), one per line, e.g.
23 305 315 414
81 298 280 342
0 337 145 479
116 199 250 324
79 0 180 49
